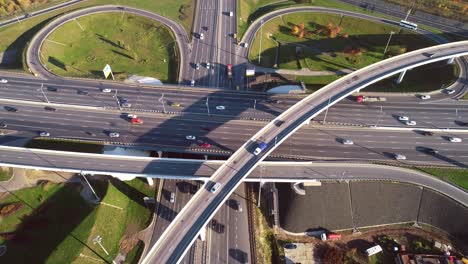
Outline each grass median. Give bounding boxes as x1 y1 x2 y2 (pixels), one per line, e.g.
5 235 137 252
0 0 193 71
420 167 468 191
40 12 178 82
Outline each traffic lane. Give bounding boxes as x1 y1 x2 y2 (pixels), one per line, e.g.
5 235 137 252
208 205 229 264
227 185 251 264
151 180 178 246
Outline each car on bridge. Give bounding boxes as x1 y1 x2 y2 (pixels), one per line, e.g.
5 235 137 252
210 182 221 193
254 142 267 155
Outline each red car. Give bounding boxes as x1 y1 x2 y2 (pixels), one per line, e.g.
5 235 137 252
130 117 143 125
355 95 364 103
199 142 211 148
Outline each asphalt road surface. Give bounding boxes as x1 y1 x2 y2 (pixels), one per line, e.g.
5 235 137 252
142 42 468 264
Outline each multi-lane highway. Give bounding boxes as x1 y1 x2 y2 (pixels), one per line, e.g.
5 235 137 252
2 101 468 165
143 41 468 263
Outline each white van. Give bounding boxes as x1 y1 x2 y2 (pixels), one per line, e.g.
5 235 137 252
170 192 175 203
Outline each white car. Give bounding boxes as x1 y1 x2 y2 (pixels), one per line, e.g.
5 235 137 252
398 116 409 121
229 11 233 16
185 135 196 140
206 62 211 69
342 139 354 145
122 103 132 108
420 94 431 100
0 79 7 84
39 131 50 137
448 137 462 143
199 33 204 40
444 89 455 95
109 132 120 138
242 42 249 48
196 63 200 70
127 114 137 118
210 182 221 193
101 88 112 93
216 105 225 110
405 120 417 126
190 80 195 87
394 154 406 160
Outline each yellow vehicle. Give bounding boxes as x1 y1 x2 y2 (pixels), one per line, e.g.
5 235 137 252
461 257 468 264
171 102 181 107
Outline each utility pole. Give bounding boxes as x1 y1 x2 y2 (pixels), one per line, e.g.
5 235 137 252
322 96 332 123
113 89 121 110
92 235 117 264
39 83 50 103
205 96 210 116
258 19 264 64
257 166 264 207
383 31 395 58
159 93 166 113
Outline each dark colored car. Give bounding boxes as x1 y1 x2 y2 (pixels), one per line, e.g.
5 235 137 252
421 131 434 136
284 244 297 249
47 87 58 92
0 123 7 128
44 106 57 111
458 121 468 127
4 106 18 112
77 90 89 95
424 148 439 154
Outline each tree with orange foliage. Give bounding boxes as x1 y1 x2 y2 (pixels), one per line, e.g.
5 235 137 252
291 22 306 38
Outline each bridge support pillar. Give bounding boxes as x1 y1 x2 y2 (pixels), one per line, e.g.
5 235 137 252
199 226 206 241
146 177 154 186
157 151 163 158
291 182 306 195
204 155 208 160
447 57 455 64
395 70 407 84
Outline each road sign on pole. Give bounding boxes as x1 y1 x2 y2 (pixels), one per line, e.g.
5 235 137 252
103 64 115 80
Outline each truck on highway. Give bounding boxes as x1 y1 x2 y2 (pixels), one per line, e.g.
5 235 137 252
355 95 387 103
227 63 233 79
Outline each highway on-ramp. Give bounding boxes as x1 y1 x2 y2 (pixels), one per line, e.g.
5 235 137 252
142 41 468 263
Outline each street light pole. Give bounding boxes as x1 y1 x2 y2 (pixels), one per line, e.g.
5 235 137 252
383 31 395 58
93 235 117 264
258 19 264 64
40 83 50 103
205 96 210 116
159 93 166 113
322 96 332 123
113 90 121 110
81 173 100 202
257 166 264 208
404 0 416 21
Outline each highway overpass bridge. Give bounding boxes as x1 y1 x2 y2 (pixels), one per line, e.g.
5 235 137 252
143 41 468 263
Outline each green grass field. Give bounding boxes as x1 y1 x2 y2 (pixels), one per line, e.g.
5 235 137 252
248 12 434 71
0 0 193 70
41 13 178 81
0 177 153 263
421 167 468 191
